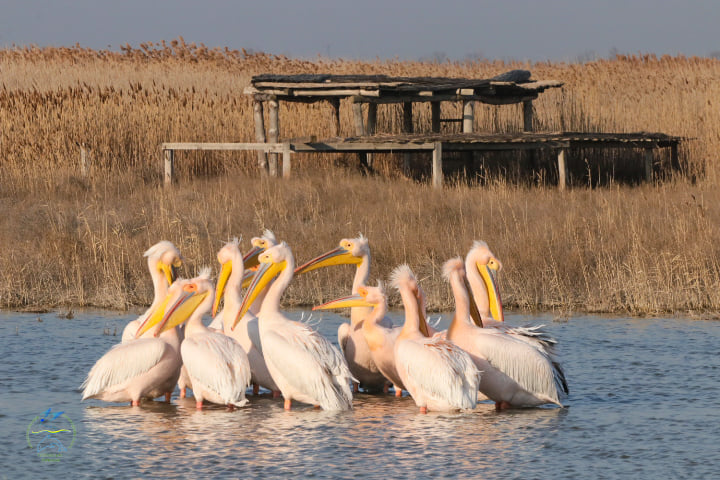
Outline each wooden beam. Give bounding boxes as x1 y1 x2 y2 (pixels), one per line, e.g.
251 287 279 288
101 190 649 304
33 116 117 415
557 149 568 190
523 100 534 132
161 142 289 152
462 100 474 133
268 98 279 177
164 149 174 186
431 102 441 133
432 142 443 189
253 99 268 174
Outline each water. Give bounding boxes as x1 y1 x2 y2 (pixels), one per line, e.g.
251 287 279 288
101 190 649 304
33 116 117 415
1 310 718 479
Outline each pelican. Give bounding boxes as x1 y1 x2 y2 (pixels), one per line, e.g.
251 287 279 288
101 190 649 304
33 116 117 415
147 270 252 409
81 291 182 406
295 235 390 393
465 240 562 354
236 242 353 411
213 238 279 396
314 283 405 396
207 230 277 331
443 257 567 408
121 241 183 343
391 264 480 413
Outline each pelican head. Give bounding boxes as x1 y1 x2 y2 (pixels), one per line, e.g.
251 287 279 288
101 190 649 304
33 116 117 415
442 257 484 328
213 238 242 317
243 229 278 270
466 240 504 322
294 234 368 275
234 242 293 329
313 283 385 311
137 271 213 337
145 240 183 286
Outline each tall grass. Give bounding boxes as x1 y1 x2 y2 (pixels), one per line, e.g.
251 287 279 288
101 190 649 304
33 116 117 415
1 42 719 314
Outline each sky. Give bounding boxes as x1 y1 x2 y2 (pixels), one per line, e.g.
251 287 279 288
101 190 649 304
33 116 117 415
1 0 718 62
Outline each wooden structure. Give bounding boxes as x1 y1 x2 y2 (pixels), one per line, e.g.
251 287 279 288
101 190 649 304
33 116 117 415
162 71 683 188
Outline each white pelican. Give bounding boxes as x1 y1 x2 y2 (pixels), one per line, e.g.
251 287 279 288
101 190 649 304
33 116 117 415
121 240 183 343
465 240 563 357
443 257 567 408
391 264 480 413
147 270 252 409
207 229 278 331
314 283 405 396
213 238 279 396
295 235 390 393
236 242 353 411
81 292 182 406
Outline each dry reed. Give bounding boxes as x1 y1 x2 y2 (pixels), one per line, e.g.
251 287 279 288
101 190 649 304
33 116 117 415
1 42 719 315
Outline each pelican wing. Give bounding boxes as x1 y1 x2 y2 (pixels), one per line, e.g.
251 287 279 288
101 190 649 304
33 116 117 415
475 329 566 404
81 338 166 400
264 322 353 410
181 333 251 405
396 338 479 410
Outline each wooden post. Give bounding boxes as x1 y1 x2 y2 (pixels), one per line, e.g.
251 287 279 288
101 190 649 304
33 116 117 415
282 145 291 179
366 102 377 167
462 100 474 133
402 102 414 176
79 145 89 177
523 100 534 132
670 143 680 172
644 148 654 182
432 142 443 189
431 102 441 133
330 98 341 137
268 98 279 177
164 148 174 186
352 101 365 136
253 99 268 174
557 149 568 190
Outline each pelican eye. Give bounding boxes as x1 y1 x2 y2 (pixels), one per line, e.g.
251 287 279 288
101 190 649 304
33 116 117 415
358 287 368 296
184 284 197 292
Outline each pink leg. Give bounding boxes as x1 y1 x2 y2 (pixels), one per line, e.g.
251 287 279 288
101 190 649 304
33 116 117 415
394 386 403 397
314 405 321 410
165 392 172 402
353 382 360 394
495 401 511 410
131 400 140 407
272 390 281 398
253 384 260 396
284 398 292 410
419 406 427 414
196 400 204 410
180 388 187 398
227 404 235 411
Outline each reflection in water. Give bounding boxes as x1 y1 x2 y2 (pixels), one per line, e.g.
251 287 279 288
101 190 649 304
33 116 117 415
1 311 719 479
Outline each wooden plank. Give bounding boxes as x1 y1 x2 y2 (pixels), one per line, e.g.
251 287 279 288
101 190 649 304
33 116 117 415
523 100 534 132
291 142 436 153
432 142 443 189
291 89 380 97
164 149 174 186
161 143 290 152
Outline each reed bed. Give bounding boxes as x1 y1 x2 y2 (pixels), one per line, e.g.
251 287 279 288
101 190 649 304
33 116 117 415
1 41 719 314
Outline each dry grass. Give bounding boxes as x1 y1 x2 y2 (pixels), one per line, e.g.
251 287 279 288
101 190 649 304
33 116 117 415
1 42 719 314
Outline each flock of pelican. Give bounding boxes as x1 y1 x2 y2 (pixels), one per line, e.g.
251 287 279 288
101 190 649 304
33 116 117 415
81 231 568 413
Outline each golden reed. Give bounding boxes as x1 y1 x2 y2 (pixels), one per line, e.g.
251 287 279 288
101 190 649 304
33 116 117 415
1 41 719 315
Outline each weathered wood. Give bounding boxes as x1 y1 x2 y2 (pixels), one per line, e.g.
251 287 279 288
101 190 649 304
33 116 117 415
432 142 443 189
164 149 174 186
253 99 268 173
162 142 289 152
557 149 568 190
431 102 441 133
352 102 365 135
292 89 381 97
671 143 680 172
268 98 279 177
523 100 534 132
366 103 377 167
282 147 292 178
462 100 474 133
330 98 341 136
644 148 654 182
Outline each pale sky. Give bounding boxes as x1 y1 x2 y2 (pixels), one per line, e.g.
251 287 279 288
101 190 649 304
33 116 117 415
1 0 718 62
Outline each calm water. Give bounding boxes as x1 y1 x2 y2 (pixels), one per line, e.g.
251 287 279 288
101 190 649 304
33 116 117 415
1 309 718 479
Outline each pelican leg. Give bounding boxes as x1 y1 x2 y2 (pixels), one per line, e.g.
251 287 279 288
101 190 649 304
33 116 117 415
394 385 403 397
419 406 427 414
272 390 281 398
353 382 360 394
131 400 140 407
227 404 235 411
180 388 187 398
284 398 292 410
196 400 204 410
495 401 511 410
253 384 260 395
165 392 172 402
